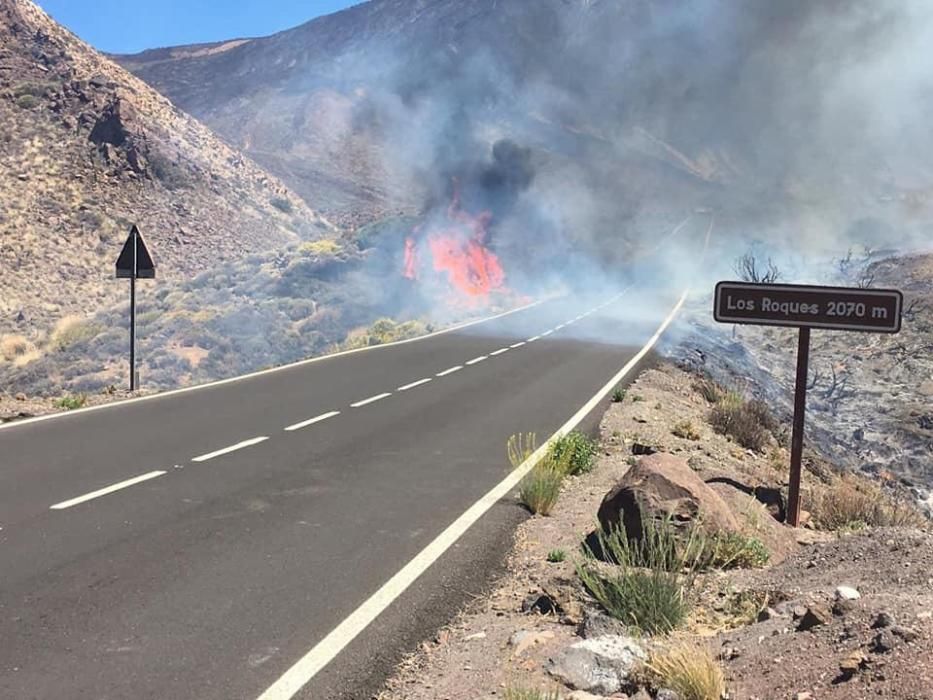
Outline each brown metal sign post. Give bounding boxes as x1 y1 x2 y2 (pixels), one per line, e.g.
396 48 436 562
714 281 903 527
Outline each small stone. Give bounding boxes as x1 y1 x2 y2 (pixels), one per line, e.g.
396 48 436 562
797 604 832 631
832 599 856 617
463 631 486 641
757 607 782 622
794 693 814 700
871 631 897 654
509 629 555 657
547 635 647 695
839 649 869 677
522 592 560 615
872 612 896 629
835 586 861 601
15 393 26 401
892 626 919 643
656 690 681 700
566 692 607 700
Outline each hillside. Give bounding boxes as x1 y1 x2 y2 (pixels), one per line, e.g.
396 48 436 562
0 0 335 347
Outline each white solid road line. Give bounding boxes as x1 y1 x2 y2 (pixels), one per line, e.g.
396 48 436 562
436 366 463 377
254 289 690 700
527 335 541 342
466 356 488 366
350 393 392 408
489 348 509 357
398 378 433 392
50 470 167 510
285 411 341 432
192 437 269 463
541 330 554 337
509 342 526 349
555 323 566 330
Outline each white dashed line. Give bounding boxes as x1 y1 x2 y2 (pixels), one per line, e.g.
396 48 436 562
193 437 269 463
436 366 463 377
541 330 554 337
350 393 392 408
466 356 488 365
527 336 541 342
555 324 566 330
510 342 526 349
489 348 509 356
50 470 167 510
285 411 341 432
398 378 433 392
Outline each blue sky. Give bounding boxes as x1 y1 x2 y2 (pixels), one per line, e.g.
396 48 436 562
35 0 362 54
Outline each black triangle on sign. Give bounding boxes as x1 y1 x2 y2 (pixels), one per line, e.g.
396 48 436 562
115 225 156 279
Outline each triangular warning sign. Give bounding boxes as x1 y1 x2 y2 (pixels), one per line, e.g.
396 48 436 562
115 225 156 279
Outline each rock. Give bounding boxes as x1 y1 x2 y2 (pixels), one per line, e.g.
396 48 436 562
838 649 869 677
794 692 814 700
580 609 629 639
835 586 861 601
656 690 681 700
566 692 608 700
89 98 137 149
832 598 856 616
630 691 652 700
523 592 560 615
631 442 657 455
14 393 26 401
797 604 832 631
597 454 740 540
871 631 897 653
872 611 896 629
892 625 919 643
547 635 647 695
757 607 783 622
509 629 555 657
463 631 486 641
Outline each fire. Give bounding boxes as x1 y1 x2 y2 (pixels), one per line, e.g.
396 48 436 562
403 184 506 304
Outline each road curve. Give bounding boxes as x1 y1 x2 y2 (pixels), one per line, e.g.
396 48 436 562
0 287 684 700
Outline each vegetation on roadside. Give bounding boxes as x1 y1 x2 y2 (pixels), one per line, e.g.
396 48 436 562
56 394 88 410
612 387 626 402
341 317 429 350
810 475 927 531
507 432 538 469
503 687 561 700
548 431 598 476
708 390 776 452
519 462 564 516
672 419 701 440
546 549 566 563
648 643 726 700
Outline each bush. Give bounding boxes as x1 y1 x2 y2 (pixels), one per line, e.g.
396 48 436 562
709 391 774 451
50 316 102 351
16 94 38 109
694 377 723 404
298 239 342 258
577 520 703 634
672 420 701 441
56 394 88 410
546 549 566 563
1 335 31 362
271 197 294 214
519 463 564 516
612 387 626 402
648 643 726 700
549 431 598 476
703 532 769 569
812 476 927 531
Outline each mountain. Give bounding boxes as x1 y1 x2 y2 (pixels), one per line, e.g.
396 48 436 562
0 0 336 342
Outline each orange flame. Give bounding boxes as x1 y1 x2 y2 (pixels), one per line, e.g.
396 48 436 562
404 184 506 304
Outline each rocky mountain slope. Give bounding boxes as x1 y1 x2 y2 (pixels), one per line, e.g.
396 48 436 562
0 0 335 345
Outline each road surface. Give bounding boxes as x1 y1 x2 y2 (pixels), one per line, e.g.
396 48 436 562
0 289 684 699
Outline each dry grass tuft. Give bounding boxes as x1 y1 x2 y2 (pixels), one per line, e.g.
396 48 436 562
503 686 561 700
648 642 725 700
811 475 927 531
519 462 564 516
708 391 775 452
507 432 538 469
1 334 31 361
49 315 101 351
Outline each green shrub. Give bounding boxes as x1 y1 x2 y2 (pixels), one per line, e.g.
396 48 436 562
577 519 704 634
549 431 598 476
16 94 38 109
546 549 566 563
519 463 563 515
703 532 769 569
56 394 88 410
612 387 627 403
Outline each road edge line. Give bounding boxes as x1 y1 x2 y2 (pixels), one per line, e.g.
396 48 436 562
255 290 689 700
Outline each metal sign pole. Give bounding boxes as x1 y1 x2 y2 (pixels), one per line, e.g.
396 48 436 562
130 228 137 392
786 326 811 527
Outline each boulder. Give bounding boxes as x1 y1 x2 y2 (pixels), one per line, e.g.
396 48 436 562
597 453 739 539
547 635 646 695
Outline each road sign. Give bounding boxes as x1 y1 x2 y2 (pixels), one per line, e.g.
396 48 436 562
115 226 156 392
713 280 903 527
714 281 902 333
116 225 155 279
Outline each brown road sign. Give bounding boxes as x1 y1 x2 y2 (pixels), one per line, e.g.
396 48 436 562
713 279 903 528
714 281 902 333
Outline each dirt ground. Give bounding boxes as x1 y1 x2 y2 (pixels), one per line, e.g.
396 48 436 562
378 363 933 700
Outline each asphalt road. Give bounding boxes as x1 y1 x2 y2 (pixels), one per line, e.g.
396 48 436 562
0 289 680 700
